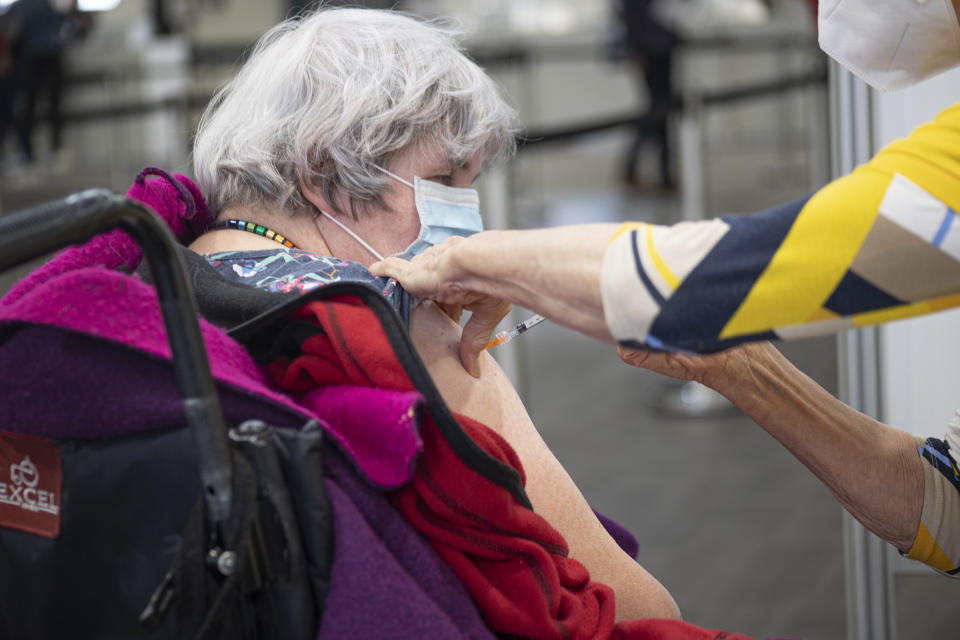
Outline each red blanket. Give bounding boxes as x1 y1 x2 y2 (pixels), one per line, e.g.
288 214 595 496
271 295 755 640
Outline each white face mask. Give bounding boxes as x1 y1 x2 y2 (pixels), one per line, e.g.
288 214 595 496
819 0 960 92
317 166 483 262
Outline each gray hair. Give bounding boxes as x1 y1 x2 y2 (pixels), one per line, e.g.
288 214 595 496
193 6 520 217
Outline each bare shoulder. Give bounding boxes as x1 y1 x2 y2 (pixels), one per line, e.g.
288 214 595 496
407 301 680 621
408 300 529 438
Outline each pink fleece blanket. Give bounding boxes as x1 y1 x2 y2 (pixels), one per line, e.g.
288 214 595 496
0 167 424 489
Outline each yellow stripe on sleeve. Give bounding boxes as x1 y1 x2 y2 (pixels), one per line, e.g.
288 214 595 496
645 226 680 291
850 292 960 328
807 307 840 322
873 102 960 214
609 222 647 245
719 169 892 339
905 522 958 573
851 301 934 327
928 292 960 312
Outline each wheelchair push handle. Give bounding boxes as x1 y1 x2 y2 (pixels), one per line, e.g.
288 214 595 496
0 190 234 543
0 189 119 268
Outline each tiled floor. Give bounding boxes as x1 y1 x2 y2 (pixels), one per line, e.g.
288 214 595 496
520 318 847 638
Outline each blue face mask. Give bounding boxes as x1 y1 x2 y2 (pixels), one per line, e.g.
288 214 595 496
384 168 483 261
317 165 483 262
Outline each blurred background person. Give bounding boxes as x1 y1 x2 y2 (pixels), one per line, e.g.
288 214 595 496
7 0 67 174
150 0 173 34
615 0 678 192
0 6 35 176
0 10 16 166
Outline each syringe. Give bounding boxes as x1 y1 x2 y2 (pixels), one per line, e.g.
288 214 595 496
484 314 547 350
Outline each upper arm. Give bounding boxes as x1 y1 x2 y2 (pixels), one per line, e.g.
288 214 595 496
408 300 680 621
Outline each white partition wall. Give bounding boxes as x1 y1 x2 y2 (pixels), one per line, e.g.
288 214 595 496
835 65 960 640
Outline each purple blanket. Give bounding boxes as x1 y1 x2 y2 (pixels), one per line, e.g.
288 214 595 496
320 450 497 639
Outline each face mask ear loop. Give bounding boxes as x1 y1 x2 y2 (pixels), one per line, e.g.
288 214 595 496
316 209 385 262
373 164 415 189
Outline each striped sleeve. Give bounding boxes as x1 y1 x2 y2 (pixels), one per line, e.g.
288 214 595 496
601 102 960 353
905 412 960 576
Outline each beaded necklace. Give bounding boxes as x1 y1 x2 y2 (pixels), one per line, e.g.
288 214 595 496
206 219 296 249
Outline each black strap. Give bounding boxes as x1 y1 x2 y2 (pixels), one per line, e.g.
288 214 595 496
173 452 260 640
229 282 532 510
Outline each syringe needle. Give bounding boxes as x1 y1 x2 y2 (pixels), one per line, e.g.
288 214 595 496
484 314 546 351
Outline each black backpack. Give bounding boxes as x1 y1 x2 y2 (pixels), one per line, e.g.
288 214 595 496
0 190 332 639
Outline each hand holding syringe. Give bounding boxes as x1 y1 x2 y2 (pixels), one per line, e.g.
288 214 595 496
484 313 547 350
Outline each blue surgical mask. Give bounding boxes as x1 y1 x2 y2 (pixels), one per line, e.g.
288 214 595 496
317 165 483 262
378 165 483 261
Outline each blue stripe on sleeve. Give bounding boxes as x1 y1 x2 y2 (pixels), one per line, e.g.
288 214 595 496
632 230 666 307
647 194 809 352
932 209 956 248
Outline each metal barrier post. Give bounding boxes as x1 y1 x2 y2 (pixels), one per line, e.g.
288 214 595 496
104 72 122 188
807 73 830 191
679 91 706 221
830 59 898 640
481 163 522 388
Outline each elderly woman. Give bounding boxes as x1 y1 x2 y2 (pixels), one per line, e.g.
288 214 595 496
186 7 680 623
